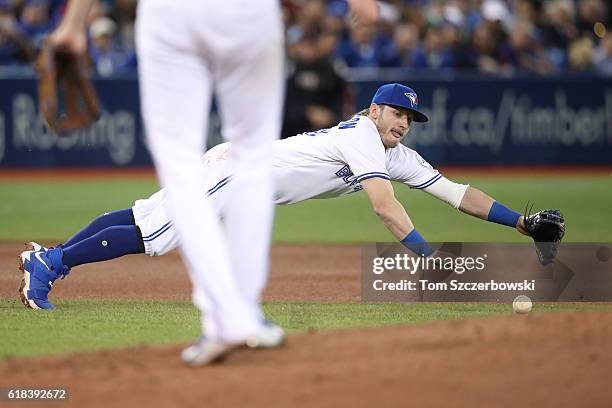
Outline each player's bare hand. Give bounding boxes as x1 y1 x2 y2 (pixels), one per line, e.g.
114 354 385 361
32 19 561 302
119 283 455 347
48 24 87 56
347 0 379 26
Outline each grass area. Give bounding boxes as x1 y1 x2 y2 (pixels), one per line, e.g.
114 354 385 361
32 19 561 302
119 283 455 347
275 176 612 243
1 299 610 359
0 175 610 243
0 174 610 359
0 179 159 242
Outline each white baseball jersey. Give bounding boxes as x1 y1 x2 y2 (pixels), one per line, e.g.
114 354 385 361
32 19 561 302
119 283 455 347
133 115 450 257
271 115 440 204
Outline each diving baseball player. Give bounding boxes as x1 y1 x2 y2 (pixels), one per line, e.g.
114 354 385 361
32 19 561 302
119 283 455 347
45 0 381 367
19 83 564 353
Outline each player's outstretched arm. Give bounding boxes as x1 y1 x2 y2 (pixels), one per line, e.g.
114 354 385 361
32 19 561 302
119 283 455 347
362 177 413 239
421 177 528 235
458 186 528 235
424 179 565 264
362 178 434 256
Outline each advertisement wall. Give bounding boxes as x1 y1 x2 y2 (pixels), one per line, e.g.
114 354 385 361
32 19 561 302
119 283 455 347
0 74 610 167
354 76 612 165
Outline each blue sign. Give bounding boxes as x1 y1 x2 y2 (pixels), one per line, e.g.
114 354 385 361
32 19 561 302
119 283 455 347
1 74 611 166
0 76 150 167
354 76 612 165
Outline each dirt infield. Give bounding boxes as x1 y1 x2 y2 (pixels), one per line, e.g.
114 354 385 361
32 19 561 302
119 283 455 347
0 243 361 302
1 312 611 407
1 243 612 407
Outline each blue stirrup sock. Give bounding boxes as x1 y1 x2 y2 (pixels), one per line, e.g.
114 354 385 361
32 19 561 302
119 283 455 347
62 225 145 268
401 228 434 257
61 209 136 248
487 201 521 228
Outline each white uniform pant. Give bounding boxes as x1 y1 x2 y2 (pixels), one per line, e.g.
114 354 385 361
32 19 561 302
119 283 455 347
136 0 283 342
133 146 234 258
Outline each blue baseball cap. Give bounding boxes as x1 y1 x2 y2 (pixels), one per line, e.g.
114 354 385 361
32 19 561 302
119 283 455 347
371 83 429 122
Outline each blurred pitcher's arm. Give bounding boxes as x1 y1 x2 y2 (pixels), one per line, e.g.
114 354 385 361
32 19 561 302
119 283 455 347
347 0 379 26
48 0 97 55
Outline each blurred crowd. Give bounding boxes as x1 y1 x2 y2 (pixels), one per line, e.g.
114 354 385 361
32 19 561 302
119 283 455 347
0 0 609 75
282 0 611 134
0 0 137 75
284 0 611 75
0 0 610 134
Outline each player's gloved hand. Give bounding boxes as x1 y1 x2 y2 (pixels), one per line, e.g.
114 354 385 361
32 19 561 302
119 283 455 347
36 36 100 135
522 208 566 266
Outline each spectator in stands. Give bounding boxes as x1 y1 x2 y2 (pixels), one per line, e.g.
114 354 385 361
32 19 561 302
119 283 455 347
593 32 612 75
440 22 474 69
540 0 578 70
542 0 577 49
443 0 482 34
286 0 326 45
376 1 401 44
412 26 455 69
18 0 51 49
379 23 419 67
568 36 595 72
468 22 506 74
336 23 391 67
282 28 346 138
506 20 556 75
481 0 513 33
576 0 608 40
515 0 539 25
0 0 35 64
110 0 136 52
89 16 128 76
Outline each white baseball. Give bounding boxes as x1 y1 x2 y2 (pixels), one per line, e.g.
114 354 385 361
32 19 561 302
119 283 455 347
512 295 532 314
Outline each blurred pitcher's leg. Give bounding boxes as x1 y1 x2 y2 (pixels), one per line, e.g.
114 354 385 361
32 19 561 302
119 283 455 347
214 0 284 316
136 0 262 341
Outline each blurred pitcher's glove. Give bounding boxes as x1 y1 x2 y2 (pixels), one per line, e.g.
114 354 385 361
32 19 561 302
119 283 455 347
523 208 566 266
36 37 100 135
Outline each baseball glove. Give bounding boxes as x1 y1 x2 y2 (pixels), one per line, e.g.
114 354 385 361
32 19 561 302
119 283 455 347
523 207 566 266
36 37 100 135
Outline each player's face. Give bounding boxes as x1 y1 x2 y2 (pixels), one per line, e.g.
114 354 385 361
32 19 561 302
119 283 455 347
373 105 413 148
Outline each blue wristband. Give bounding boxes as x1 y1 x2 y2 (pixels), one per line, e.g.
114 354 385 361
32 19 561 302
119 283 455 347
401 229 434 256
487 201 521 228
